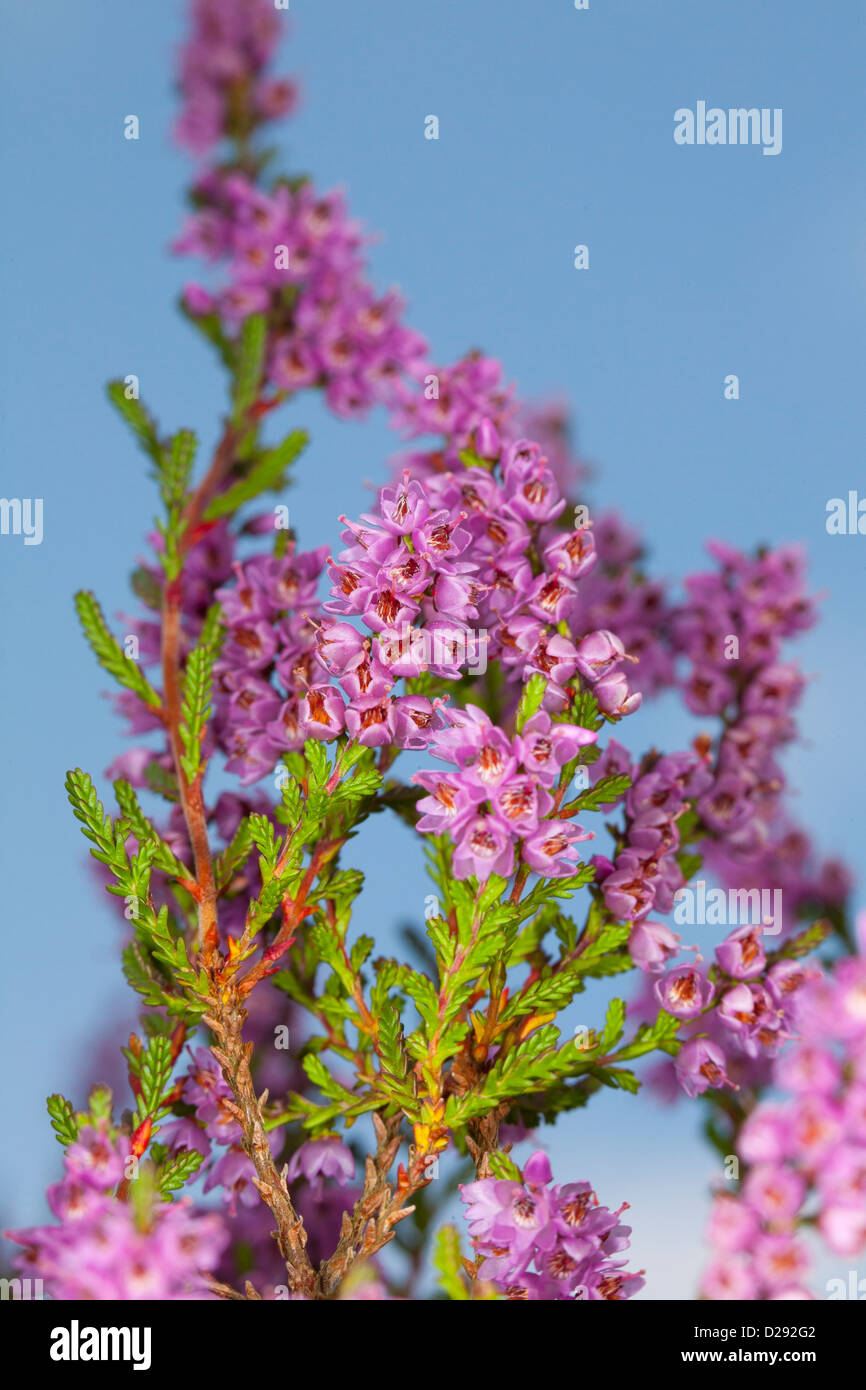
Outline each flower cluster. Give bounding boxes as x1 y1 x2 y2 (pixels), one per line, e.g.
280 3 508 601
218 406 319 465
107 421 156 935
44 0 859 1308
392 353 517 470
412 704 597 880
705 820 852 945
594 745 711 925
175 0 297 155
671 542 816 859
576 513 675 697
670 958 811 1101
327 439 642 714
7 1122 228 1299
460 1151 644 1300
701 919 866 1298
176 173 427 417
211 542 327 783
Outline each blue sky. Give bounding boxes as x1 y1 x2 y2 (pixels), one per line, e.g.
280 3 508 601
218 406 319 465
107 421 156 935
1 0 864 1297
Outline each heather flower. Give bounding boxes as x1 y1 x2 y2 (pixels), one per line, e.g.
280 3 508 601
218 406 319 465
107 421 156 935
717 981 787 1059
737 1104 791 1164
752 1232 810 1289
287 1137 355 1189
628 920 681 974
299 685 346 741
654 965 714 1019
715 924 767 980
674 1037 733 1098
452 816 515 882
459 1151 643 1301
521 821 592 877
700 1254 759 1300
706 1194 760 1253
65 1120 129 1190
204 1147 261 1211
741 1164 806 1222
516 711 597 785
7 1130 228 1299
818 1201 866 1256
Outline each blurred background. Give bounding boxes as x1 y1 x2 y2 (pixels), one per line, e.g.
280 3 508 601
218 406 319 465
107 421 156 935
1 0 864 1296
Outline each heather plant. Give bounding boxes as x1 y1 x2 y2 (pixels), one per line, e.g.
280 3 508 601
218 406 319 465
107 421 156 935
7 0 863 1303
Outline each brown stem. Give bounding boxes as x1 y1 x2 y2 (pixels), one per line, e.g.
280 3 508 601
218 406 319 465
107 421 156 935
316 1113 425 1297
466 1112 504 1179
205 986 318 1299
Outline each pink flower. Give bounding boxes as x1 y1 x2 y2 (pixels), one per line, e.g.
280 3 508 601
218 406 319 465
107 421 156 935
453 817 515 882
674 1038 733 1099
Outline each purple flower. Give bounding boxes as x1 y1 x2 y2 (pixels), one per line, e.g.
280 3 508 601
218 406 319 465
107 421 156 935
752 1233 810 1289
7 1131 228 1299
299 685 346 741
654 965 714 1019
674 1038 733 1098
595 671 642 717
521 821 592 877
628 920 680 974
453 816 515 882
459 1151 642 1301
65 1121 129 1191
706 1194 760 1254
700 1254 759 1300
287 1137 356 1188
742 1164 806 1222
574 629 629 681
715 924 767 979
413 770 485 835
516 712 597 786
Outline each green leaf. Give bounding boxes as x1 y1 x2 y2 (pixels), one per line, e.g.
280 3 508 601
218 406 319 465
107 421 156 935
600 997 626 1052
179 298 235 369
74 591 162 711
156 1147 205 1197
106 381 165 468
487 1151 521 1181
87 1084 113 1124
433 1225 470 1300
179 606 223 782
203 431 307 521
301 1053 358 1105
349 935 375 973
144 760 180 803
515 672 547 733
47 1093 80 1147
400 970 440 1032
160 429 197 511
570 688 604 733
377 1005 409 1080
231 313 267 425
214 816 255 891
65 767 126 874
566 773 632 814
501 969 586 1022
771 920 832 962
588 1065 641 1094
130 1035 175 1120
113 780 191 879
130 565 163 611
